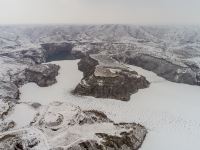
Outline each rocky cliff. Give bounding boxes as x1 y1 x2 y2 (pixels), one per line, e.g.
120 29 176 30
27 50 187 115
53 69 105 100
74 55 150 101
122 53 200 85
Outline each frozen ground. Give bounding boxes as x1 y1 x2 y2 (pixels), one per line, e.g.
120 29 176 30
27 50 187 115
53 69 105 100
18 60 200 150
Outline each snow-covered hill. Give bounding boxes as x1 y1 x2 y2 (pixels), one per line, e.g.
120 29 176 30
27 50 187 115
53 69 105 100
1 24 200 149
1 25 200 51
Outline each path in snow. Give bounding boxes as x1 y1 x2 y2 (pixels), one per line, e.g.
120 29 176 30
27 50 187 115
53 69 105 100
18 60 200 150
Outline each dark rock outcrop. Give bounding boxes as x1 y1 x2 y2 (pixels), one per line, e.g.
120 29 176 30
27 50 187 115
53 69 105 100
24 64 60 87
78 55 99 77
74 55 150 101
80 110 113 125
41 42 74 61
95 123 146 150
13 64 60 87
122 53 200 85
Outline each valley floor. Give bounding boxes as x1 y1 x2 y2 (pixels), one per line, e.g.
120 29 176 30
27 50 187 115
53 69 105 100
10 60 200 150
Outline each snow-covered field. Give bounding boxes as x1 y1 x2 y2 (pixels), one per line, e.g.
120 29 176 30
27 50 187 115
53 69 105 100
18 60 200 150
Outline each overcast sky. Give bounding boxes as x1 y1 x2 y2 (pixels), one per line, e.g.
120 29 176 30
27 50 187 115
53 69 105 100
0 0 199 25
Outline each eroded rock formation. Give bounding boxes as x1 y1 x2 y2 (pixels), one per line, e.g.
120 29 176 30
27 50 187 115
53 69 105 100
24 64 60 87
121 53 200 86
74 55 150 101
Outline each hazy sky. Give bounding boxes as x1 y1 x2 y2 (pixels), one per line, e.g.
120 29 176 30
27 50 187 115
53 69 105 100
0 0 200 25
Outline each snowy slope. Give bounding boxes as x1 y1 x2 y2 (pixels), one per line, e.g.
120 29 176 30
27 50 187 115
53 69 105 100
18 60 200 150
1 24 200 149
1 25 200 51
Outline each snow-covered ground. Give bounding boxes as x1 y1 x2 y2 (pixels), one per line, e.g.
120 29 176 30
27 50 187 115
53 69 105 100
18 60 200 150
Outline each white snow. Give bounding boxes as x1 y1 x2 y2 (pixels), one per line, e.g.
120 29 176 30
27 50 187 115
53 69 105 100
0 56 28 82
5 103 36 129
19 60 200 150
